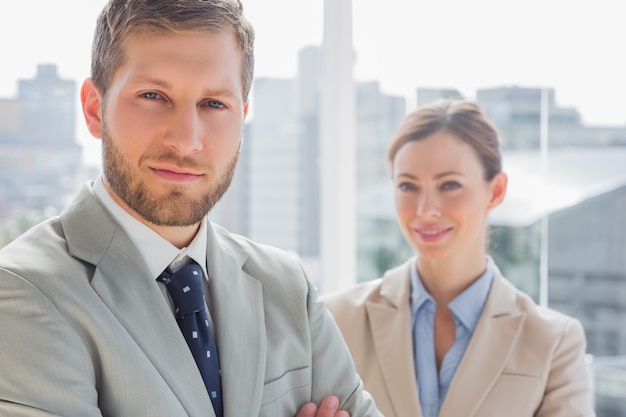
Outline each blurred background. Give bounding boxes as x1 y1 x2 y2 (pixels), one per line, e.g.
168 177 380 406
1 0 625 413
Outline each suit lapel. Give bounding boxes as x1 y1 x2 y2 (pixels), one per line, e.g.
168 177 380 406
205 223 265 417
61 184 214 417
439 271 526 417
367 260 422 417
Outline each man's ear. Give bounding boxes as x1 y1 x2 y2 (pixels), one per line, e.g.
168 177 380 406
487 171 508 210
243 101 249 119
80 78 104 139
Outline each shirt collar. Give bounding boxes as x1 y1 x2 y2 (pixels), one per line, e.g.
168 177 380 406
410 256 494 332
410 257 434 314
448 258 494 331
92 174 208 280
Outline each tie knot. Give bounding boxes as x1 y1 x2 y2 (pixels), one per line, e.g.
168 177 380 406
158 262 206 318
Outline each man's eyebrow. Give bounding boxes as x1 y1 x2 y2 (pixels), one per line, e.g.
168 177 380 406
129 76 171 89
129 76 239 98
200 88 239 98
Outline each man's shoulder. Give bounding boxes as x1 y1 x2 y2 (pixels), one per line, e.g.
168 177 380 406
0 215 79 290
210 221 308 282
211 222 299 260
0 216 66 265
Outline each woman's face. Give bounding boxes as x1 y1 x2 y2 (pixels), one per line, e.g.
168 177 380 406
392 131 507 263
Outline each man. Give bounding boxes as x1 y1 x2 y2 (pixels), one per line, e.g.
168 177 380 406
0 1 380 416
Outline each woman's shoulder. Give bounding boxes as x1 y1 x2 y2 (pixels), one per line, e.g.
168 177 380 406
323 259 413 312
323 277 385 309
495 274 585 340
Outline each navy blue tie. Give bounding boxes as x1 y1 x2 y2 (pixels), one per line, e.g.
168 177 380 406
158 262 223 417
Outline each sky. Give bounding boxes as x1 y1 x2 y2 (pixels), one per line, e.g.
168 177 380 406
1 0 625 165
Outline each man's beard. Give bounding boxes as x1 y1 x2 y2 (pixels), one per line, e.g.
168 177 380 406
101 125 239 227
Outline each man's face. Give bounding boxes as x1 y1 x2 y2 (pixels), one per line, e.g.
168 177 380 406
83 30 248 230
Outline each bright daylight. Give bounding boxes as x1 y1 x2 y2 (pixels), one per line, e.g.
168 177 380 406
0 1 624 416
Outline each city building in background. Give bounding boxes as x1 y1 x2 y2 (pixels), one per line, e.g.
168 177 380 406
247 77 301 253
0 64 95 246
207 121 253 238
477 86 626 149
416 87 464 108
418 86 626 150
356 81 406 191
296 46 323 259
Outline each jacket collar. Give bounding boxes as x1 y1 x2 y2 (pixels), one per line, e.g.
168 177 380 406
439 266 526 417
367 258 423 417
60 182 267 417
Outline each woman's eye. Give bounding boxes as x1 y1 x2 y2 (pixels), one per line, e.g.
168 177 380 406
441 181 461 191
398 182 417 191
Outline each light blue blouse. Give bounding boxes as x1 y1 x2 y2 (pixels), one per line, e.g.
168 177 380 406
410 257 494 417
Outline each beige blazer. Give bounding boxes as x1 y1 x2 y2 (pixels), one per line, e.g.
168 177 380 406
0 183 381 417
324 258 595 417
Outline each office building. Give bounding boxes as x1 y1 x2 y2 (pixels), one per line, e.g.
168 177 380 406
0 64 82 214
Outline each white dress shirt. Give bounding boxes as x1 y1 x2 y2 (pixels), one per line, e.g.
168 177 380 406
91 174 212 316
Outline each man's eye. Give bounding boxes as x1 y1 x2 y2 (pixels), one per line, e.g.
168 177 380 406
204 100 225 109
141 92 161 100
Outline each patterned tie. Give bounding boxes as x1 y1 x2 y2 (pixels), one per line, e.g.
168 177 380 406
158 262 223 417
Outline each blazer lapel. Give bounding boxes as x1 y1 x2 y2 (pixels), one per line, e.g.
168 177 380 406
366 260 422 417
205 223 265 417
439 271 526 417
61 184 214 417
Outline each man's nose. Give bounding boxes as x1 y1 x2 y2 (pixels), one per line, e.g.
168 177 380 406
163 104 204 154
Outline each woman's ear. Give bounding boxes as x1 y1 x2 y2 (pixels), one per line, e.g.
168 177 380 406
80 78 104 139
487 172 508 209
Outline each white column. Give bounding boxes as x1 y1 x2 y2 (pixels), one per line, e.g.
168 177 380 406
319 0 356 294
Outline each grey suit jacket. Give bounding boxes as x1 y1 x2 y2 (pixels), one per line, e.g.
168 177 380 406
324 258 595 417
0 183 381 417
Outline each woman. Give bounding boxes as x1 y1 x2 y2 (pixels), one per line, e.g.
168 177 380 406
324 100 594 417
